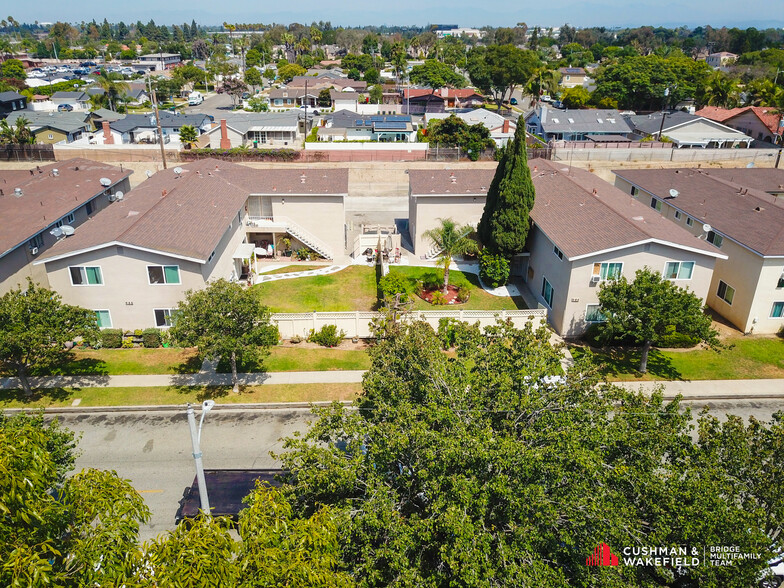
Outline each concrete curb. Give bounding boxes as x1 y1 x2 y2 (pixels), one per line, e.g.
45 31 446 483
3 400 353 415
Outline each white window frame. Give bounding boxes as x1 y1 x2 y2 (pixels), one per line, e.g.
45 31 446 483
663 261 695 281
771 302 784 319
147 265 181 285
716 280 735 305
153 308 177 327
29 233 44 249
585 303 606 323
707 231 723 249
650 197 662 212
777 272 784 289
94 309 112 328
686 217 694 227
674 210 682 220
69 265 104 286
592 262 623 281
541 277 554 308
553 245 563 260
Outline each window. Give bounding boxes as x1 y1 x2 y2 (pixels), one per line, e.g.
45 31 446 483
208 250 216 263
664 261 694 280
553 245 563 260
54 213 75 228
771 302 784 318
630 186 638 196
69 266 103 285
674 210 682 220
541 277 554 308
154 308 177 327
707 231 723 248
585 304 606 323
29 234 44 249
650 197 662 212
592 262 623 281
778 274 784 289
86 201 93 215
716 280 735 305
95 310 112 328
147 265 180 285
686 217 694 227
48 134 54 140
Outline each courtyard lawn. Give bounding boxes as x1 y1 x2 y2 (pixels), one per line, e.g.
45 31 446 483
253 266 377 312
32 348 202 376
217 347 372 373
260 264 325 275
570 336 784 381
388 266 526 311
0 383 362 409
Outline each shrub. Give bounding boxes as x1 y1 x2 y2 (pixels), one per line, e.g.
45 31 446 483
308 324 345 347
479 251 510 288
134 329 143 337
121 338 135 348
379 273 410 303
456 286 470 303
437 318 481 349
142 328 161 348
290 334 304 344
584 323 698 349
430 291 448 305
100 328 123 348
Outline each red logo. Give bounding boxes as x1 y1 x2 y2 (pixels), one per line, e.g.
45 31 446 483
586 543 619 566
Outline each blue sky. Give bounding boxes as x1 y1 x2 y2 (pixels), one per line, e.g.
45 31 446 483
18 0 783 29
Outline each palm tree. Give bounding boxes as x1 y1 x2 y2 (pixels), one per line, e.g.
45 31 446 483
95 71 130 112
701 72 740 108
423 218 479 294
0 117 34 145
525 67 559 106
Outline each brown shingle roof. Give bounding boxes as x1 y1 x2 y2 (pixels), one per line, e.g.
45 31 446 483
612 167 784 256
38 160 348 264
410 162 724 260
0 159 131 258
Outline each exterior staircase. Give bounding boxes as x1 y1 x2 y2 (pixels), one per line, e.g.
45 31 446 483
424 228 473 261
249 216 334 260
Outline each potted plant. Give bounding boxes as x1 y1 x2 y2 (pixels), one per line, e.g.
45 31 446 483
278 237 292 257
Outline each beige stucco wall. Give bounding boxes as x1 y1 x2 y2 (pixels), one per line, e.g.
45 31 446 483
722 111 776 143
208 126 244 149
0 177 130 295
410 194 486 257
268 195 346 258
754 259 784 334
526 225 571 334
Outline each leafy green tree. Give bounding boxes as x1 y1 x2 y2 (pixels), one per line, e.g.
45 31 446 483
318 87 333 107
0 279 99 396
246 96 269 112
179 124 198 149
346 67 361 81
276 62 306 83
425 114 494 159
341 52 372 73
596 267 720 373
467 45 540 109
0 58 25 80
391 42 408 85
170 279 278 393
422 218 478 294
478 122 534 258
244 66 262 91
524 66 560 104
277 319 783 587
96 70 130 111
0 413 150 587
368 84 383 104
409 59 466 113
700 71 740 108
478 250 510 287
561 85 592 108
217 76 248 108
0 116 34 145
363 66 379 84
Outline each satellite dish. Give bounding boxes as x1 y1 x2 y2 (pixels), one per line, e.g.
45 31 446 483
669 188 679 198
50 227 64 238
145 170 153 178
702 223 712 233
173 166 183 175
61 225 75 236
746 162 755 168
99 177 111 187
115 191 124 201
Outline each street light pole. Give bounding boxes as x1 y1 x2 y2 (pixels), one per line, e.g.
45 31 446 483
186 401 214 516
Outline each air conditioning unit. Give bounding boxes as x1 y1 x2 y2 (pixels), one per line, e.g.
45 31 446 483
30 246 39 255
590 275 600 283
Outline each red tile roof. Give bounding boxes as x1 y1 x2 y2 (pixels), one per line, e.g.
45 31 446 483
695 106 783 135
0 159 131 258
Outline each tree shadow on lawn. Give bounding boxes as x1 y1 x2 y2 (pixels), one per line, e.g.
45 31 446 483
0 386 76 406
584 346 684 381
34 352 109 376
175 353 204 375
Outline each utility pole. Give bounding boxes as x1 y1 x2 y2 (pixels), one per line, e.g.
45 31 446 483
186 403 211 515
148 75 168 169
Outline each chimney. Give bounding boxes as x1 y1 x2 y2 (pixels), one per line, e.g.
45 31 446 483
541 105 548 124
102 121 114 145
220 119 231 149
502 119 510 134
441 87 448 97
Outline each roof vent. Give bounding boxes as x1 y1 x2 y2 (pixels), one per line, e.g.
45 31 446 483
14 187 23 197
755 206 763 212
450 172 456 183
52 169 59 176
632 216 644 221
300 173 307 183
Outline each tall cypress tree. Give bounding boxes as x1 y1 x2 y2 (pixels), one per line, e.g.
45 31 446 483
477 122 535 257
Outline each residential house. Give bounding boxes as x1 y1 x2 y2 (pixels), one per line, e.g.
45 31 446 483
625 111 753 148
204 111 303 148
409 162 725 336
695 106 783 144
288 76 366 93
88 108 125 131
35 159 348 328
705 52 737 68
5 111 91 144
524 106 634 141
0 159 131 295
402 89 446 114
268 88 320 109
613 167 784 334
425 110 516 146
405 88 482 110
330 89 359 112
50 91 91 111
107 111 212 144
558 67 590 88
121 83 149 105
317 110 416 142
0 91 27 117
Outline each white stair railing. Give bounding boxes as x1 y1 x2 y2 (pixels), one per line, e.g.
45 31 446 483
276 216 334 260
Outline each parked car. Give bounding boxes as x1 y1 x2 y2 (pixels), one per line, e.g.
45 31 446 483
540 94 552 102
79 61 97 67
299 105 320 115
510 97 518 105
57 104 74 112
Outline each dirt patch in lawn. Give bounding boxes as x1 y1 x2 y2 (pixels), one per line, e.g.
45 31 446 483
418 285 468 306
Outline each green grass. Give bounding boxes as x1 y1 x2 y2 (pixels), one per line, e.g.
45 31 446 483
0 383 362 409
570 336 784 381
253 266 378 312
260 264 324 275
31 348 202 376
217 347 371 373
388 267 526 311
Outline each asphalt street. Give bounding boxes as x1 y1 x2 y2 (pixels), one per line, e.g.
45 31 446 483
48 400 783 543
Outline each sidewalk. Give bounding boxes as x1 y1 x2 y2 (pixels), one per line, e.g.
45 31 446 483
1 371 781 400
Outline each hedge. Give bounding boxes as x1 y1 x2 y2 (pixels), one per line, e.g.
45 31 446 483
180 147 300 162
142 328 162 348
100 328 123 348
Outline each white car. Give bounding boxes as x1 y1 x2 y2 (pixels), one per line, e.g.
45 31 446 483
28 70 46 78
299 105 320 115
